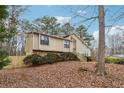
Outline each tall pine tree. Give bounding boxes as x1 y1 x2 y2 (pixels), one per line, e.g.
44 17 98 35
0 5 9 42
76 25 94 46
0 5 11 69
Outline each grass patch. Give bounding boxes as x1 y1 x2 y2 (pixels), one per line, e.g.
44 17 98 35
105 56 124 64
4 56 25 69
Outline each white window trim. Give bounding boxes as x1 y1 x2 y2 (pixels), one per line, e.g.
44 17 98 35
64 40 70 48
40 34 49 45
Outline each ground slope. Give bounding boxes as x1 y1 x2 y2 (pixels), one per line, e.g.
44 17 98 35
0 61 124 88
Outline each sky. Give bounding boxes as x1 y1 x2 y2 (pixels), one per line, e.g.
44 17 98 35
22 5 124 35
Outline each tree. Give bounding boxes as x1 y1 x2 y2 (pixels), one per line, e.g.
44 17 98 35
0 5 9 42
76 25 94 46
107 29 124 55
61 22 74 35
62 5 124 76
0 6 8 20
96 5 106 76
33 16 60 35
0 5 11 69
0 49 11 69
20 20 35 32
5 5 29 55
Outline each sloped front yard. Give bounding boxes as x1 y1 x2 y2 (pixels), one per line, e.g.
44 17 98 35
0 61 124 88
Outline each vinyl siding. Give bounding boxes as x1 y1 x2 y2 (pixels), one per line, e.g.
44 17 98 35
65 34 91 56
25 33 91 56
39 36 71 52
25 33 33 55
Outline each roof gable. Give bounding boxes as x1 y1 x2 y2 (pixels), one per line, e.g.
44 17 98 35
64 33 91 50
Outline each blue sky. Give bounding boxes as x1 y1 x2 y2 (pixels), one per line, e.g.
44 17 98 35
22 5 124 34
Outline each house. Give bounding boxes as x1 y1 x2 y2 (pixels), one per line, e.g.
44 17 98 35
25 31 91 57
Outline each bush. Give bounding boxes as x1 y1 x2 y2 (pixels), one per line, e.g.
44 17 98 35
0 49 11 69
43 53 61 64
60 52 79 61
23 52 79 66
86 57 96 62
23 54 43 66
105 57 124 64
43 52 79 64
23 53 61 66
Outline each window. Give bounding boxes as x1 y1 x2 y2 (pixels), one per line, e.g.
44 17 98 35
40 35 49 45
64 40 70 48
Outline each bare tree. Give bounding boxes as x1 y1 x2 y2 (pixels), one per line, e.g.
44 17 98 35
6 6 29 56
96 5 106 76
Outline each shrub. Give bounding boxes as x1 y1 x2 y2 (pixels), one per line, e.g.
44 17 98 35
86 57 96 62
23 54 43 66
0 49 11 69
23 53 62 66
86 57 92 62
60 52 79 61
43 53 61 64
43 52 79 64
23 52 79 66
105 57 124 64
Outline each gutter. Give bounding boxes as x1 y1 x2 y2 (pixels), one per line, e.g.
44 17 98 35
32 33 34 49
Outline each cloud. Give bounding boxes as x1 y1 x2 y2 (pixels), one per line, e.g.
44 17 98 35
55 16 71 25
107 25 124 36
93 25 124 39
93 30 99 40
92 25 124 47
77 10 86 15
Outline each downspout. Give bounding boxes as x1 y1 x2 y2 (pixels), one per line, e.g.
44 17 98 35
32 33 34 50
69 41 71 52
39 33 40 49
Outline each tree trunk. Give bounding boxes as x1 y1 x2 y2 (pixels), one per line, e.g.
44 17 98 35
96 5 106 76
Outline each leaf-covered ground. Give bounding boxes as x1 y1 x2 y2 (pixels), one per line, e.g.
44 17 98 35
0 61 124 88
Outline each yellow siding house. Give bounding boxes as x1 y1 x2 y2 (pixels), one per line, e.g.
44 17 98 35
25 32 91 56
